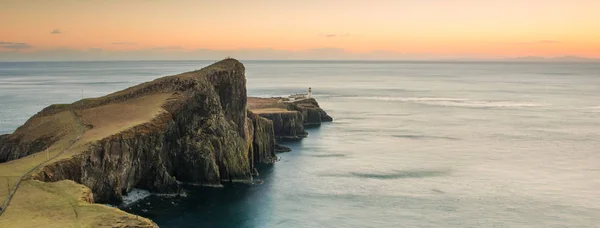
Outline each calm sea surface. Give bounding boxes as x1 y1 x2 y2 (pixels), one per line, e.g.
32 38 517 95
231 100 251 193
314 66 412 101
1 61 599 227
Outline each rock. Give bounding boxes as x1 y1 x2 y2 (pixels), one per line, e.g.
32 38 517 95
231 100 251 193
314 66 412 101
247 111 277 165
275 144 292 153
285 98 333 125
248 97 332 140
248 97 333 140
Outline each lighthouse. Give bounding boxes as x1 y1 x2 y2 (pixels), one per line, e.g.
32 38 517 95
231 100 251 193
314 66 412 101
308 87 312 98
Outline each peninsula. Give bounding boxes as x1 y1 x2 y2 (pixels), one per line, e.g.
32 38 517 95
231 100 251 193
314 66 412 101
0 59 332 227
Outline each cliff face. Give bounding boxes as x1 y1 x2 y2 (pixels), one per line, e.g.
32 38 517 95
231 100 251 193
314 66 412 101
0 134 49 162
247 111 277 166
24 59 254 203
258 111 307 140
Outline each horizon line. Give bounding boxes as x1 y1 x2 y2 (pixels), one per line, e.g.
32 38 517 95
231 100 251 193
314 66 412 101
1 58 599 63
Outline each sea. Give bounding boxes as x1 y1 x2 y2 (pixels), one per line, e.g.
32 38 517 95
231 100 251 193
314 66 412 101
0 61 599 227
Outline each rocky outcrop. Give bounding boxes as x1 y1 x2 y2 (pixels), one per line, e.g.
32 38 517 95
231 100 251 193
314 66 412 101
249 97 333 141
258 111 307 140
285 98 333 126
275 144 292 153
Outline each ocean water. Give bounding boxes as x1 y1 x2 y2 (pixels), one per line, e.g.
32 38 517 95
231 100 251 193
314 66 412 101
1 61 599 227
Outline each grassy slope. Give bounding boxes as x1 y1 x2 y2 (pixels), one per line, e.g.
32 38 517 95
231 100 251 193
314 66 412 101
0 110 81 203
0 180 155 228
247 97 295 114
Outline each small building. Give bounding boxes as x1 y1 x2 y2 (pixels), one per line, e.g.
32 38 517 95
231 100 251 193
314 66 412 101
288 93 308 101
286 88 312 101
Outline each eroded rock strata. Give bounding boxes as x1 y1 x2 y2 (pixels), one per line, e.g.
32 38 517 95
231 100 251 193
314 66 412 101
247 111 277 166
249 97 333 140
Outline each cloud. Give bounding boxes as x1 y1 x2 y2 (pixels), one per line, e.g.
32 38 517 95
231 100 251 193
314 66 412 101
0 42 32 50
320 33 350 38
51 29 61 34
111 42 137 45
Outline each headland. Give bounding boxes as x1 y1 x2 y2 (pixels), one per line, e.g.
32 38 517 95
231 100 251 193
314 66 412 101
0 58 331 227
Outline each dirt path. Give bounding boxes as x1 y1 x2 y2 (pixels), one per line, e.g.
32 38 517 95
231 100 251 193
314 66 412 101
0 110 85 217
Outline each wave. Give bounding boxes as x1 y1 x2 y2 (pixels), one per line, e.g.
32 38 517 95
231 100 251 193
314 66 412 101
348 96 544 108
121 188 151 206
108 189 188 208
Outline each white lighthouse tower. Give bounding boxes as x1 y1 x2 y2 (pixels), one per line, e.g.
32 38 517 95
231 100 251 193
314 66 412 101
308 87 312 98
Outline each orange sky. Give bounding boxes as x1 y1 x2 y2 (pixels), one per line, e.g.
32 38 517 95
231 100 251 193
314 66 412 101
1 0 599 60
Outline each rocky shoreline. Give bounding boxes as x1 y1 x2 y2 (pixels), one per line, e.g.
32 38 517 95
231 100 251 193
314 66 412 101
0 58 332 227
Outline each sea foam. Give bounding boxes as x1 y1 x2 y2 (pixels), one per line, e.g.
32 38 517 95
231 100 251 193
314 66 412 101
121 188 152 206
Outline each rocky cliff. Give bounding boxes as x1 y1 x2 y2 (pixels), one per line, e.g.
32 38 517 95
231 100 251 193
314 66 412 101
247 111 277 167
285 98 333 126
248 97 333 140
257 111 307 140
1 59 260 204
0 59 331 227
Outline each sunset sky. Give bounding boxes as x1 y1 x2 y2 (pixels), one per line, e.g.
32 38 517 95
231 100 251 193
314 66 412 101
1 0 599 60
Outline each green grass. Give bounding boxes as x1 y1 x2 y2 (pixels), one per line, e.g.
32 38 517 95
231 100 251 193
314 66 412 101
0 180 155 228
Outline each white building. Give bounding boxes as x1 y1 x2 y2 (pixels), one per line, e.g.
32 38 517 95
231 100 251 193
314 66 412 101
287 88 312 101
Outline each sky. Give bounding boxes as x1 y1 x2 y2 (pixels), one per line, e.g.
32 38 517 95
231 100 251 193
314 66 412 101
1 0 599 61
